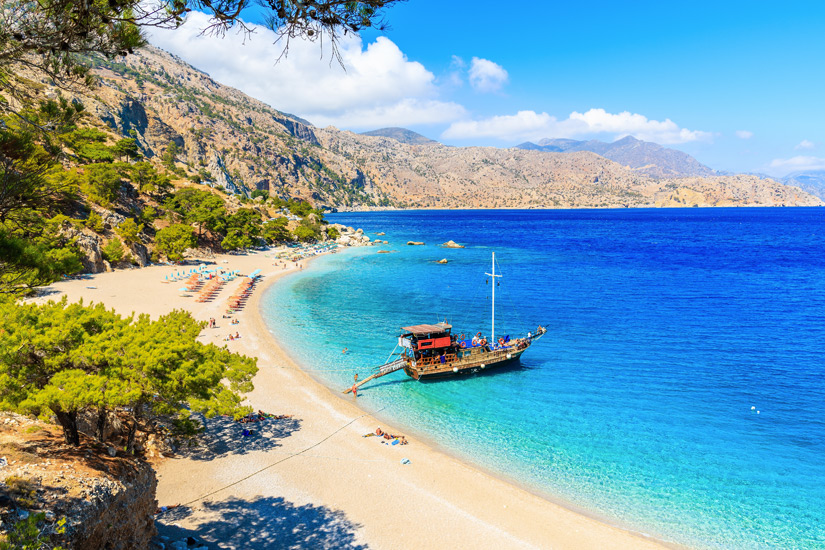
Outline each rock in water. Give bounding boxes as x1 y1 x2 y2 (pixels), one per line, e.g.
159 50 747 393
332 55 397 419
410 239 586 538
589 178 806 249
407 241 425 246
442 240 465 248
437 258 448 264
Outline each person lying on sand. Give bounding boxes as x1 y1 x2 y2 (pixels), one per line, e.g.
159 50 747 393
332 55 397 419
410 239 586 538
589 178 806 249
373 428 408 444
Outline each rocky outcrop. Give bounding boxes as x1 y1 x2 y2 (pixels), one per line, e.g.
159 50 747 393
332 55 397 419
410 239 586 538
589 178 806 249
57 221 106 273
130 243 151 267
331 224 372 246
442 240 465 248
407 241 425 246
119 98 150 139
66 459 157 549
272 114 319 145
206 151 246 196
0 413 158 550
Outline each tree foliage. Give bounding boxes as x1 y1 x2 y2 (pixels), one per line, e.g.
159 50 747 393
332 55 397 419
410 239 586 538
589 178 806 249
101 237 125 263
262 217 290 243
115 218 142 244
128 161 172 199
165 188 226 238
155 223 196 260
0 298 258 448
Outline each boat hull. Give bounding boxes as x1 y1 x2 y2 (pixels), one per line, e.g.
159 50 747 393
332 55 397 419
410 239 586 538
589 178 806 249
404 347 528 380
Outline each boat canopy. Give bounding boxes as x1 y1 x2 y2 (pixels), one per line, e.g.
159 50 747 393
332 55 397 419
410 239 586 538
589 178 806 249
401 323 452 336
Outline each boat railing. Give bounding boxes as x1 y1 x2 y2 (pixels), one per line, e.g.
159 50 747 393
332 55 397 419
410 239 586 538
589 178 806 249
414 344 524 372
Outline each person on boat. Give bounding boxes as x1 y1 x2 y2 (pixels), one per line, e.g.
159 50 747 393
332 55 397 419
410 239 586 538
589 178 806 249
439 351 446 364
527 331 532 341
472 333 481 346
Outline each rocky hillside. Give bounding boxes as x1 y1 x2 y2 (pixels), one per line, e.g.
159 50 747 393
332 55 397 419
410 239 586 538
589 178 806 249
360 127 438 145
782 170 825 200
318 130 821 208
71 46 821 209
517 136 717 178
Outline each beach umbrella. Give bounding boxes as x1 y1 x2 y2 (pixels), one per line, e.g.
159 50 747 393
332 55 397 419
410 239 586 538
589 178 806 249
178 287 189 292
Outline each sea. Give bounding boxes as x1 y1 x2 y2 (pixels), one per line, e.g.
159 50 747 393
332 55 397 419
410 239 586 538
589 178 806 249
260 208 825 550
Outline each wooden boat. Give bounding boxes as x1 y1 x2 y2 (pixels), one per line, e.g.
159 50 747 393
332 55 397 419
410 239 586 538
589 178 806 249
344 252 546 392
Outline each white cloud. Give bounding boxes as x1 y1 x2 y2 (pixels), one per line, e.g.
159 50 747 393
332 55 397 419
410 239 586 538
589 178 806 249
795 139 815 150
310 98 466 129
443 111 554 141
768 156 825 174
736 130 753 139
442 108 712 144
147 12 464 128
468 57 508 93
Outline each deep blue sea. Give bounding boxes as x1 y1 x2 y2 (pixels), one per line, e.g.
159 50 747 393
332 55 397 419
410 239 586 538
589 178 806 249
261 208 825 549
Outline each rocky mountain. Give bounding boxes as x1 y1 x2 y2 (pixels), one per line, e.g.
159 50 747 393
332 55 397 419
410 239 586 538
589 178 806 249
360 127 438 145
516 136 716 179
782 171 825 200
59 46 820 209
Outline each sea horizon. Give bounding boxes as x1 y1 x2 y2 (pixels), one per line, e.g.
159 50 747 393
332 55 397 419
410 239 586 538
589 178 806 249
262 207 825 550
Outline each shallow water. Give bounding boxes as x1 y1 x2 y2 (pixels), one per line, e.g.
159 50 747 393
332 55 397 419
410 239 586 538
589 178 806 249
261 208 825 549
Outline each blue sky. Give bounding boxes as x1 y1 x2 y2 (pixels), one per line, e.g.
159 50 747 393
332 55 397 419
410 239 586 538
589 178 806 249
148 0 825 176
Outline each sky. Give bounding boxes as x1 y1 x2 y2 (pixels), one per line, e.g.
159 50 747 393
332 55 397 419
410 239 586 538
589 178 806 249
147 0 825 177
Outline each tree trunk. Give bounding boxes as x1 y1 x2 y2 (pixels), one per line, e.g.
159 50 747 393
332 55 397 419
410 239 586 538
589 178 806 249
54 409 80 446
126 418 137 454
96 408 107 442
126 402 142 454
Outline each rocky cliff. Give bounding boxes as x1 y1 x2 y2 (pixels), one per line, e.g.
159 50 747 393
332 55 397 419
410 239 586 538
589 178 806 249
0 413 157 549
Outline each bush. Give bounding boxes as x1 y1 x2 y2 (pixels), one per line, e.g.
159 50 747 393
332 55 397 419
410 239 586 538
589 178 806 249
326 226 340 240
155 224 196 260
101 238 125 263
293 225 318 243
115 218 142 245
85 211 104 232
140 205 159 225
81 163 122 206
0 512 66 550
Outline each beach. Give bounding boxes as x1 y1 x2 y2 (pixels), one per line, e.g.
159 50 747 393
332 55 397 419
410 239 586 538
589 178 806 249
31 248 669 550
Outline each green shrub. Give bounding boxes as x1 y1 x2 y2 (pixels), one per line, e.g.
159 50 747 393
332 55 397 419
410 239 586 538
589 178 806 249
85 211 104 232
155 224 196 260
101 238 125 263
115 218 142 245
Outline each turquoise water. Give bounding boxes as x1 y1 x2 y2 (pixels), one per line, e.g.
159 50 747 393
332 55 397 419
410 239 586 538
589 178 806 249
261 208 825 549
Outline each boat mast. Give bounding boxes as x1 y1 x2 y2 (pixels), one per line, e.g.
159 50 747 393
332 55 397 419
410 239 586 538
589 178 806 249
486 252 501 342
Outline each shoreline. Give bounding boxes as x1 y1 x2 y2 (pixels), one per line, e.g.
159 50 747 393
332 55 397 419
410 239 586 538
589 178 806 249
257 249 684 550
30 248 673 550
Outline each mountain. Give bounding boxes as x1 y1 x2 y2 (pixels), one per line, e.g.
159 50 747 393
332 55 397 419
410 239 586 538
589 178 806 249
360 127 438 145
59 46 820 210
516 136 716 179
782 171 825 200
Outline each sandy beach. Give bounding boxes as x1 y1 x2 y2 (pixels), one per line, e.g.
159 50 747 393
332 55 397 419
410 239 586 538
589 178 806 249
31 249 670 550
